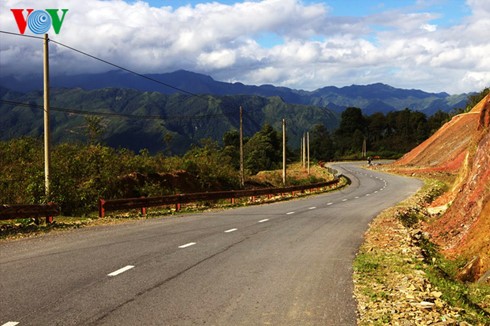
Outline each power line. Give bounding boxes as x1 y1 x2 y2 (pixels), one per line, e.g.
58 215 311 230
1 30 207 99
0 30 44 40
0 31 266 125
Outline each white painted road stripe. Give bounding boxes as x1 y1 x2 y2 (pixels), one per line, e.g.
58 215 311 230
179 242 196 249
286 212 295 215
2 322 20 326
258 219 269 223
308 207 316 210
342 199 348 202
108 265 135 277
327 203 333 206
224 228 237 233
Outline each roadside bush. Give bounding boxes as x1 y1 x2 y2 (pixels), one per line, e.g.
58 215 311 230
0 138 240 215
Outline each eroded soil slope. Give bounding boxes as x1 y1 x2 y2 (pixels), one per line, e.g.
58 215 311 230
394 94 490 280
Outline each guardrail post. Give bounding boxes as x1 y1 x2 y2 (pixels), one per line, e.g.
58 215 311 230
99 198 105 218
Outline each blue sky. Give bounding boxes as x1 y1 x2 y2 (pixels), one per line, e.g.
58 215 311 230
1 0 489 93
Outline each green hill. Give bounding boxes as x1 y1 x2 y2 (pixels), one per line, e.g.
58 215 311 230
0 87 339 154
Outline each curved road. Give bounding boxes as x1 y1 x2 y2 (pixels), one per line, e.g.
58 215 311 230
0 163 422 326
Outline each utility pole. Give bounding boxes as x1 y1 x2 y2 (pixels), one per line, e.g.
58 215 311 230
303 132 306 169
43 34 51 200
307 131 310 175
239 106 245 188
362 137 367 159
300 135 303 167
282 119 286 186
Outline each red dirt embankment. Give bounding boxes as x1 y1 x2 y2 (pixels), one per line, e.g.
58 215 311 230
394 94 490 280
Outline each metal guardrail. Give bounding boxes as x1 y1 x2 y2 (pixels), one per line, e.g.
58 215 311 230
0 203 60 224
98 178 343 218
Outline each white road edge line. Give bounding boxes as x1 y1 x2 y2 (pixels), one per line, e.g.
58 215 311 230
286 212 295 215
2 322 20 326
179 242 196 249
108 265 135 277
224 228 238 233
258 219 269 223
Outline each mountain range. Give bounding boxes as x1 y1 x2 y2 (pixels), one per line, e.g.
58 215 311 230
0 70 469 115
0 86 338 154
0 70 472 153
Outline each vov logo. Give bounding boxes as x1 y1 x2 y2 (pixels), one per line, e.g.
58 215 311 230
11 9 69 35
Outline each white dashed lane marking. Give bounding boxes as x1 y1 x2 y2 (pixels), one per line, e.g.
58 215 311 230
308 207 316 210
258 219 269 223
2 322 20 326
108 265 135 277
178 242 196 249
286 212 295 215
224 228 237 233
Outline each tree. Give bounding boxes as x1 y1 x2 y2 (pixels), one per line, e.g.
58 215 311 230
466 88 490 111
222 130 241 169
84 116 105 145
334 107 367 155
244 124 281 174
310 124 334 161
428 110 450 135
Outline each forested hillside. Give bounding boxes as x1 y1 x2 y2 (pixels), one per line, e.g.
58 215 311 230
0 87 338 154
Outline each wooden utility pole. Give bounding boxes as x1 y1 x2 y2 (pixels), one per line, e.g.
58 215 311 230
300 136 303 167
303 133 306 169
282 119 286 186
239 106 244 188
307 131 310 175
43 34 51 200
362 137 367 158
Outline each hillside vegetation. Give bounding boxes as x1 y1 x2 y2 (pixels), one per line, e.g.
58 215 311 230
0 87 338 154
1 86 454 161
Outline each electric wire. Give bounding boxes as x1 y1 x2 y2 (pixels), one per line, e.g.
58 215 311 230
1 30 207 100
49 39 207 99
0 31 261 123
0 30 44 40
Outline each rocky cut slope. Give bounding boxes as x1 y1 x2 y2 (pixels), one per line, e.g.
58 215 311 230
395 94 490 281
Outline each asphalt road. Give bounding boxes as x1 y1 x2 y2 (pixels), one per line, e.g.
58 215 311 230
0 163 422 326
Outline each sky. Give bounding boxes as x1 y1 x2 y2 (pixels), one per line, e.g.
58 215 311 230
0 0 489 94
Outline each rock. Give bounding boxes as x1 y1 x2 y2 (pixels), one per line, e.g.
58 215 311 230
457 255 483 282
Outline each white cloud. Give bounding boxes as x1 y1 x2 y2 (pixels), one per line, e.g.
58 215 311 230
0 0 489 94
421 23 437 32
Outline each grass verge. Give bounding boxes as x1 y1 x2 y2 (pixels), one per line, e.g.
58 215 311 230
354 178 490 325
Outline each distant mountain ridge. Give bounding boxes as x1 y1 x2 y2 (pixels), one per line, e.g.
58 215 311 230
0 70 469 115
0 86 338 154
